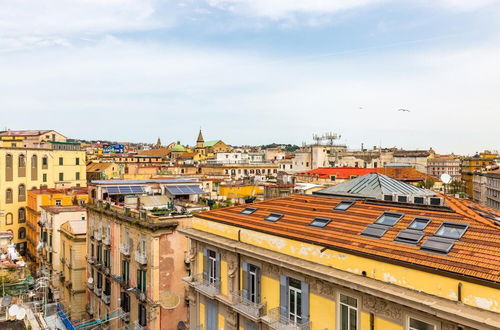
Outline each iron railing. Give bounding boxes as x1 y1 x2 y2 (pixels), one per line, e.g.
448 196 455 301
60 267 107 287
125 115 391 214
267 307 310 330
231 290 266 320
188 273 220 297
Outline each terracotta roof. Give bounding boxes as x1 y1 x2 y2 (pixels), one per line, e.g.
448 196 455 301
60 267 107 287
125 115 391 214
87 162 113 172
137 147 171 157
297 167 437 182
0 129 52 137
41 206 86 214
178 152 197 158
196 195 500 283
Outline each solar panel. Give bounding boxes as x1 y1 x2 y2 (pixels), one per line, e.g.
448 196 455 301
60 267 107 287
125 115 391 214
265 213 283 222
241 207 257 215
394 229 424 245
334 201 354 211
309 217 332 228
106 187 120 194
360 224 389 239
166 185 204 195
131 186 144 193
420 237 455 254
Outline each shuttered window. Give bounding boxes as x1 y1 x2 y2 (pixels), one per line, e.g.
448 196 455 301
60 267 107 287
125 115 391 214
242 263 261 303
279 275 309 324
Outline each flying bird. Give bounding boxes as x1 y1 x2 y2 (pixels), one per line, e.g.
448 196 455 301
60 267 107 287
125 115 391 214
398 108 410 112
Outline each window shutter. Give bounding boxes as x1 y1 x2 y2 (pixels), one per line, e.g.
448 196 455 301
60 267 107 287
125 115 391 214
242 262 248 299
215 252 221 281
279 275 288 318
203 248 208 280
301 280 309 323
256 267 261 303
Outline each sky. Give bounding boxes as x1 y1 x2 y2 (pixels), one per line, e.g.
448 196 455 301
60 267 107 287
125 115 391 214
0 0 499 155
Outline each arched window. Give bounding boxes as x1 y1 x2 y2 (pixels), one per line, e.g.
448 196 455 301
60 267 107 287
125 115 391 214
18 154 26 177
5 213 13 225
18 208 26 223
31 155 38 180
5 154 13 181
18 184 26 202
18 227 26 239
6 189 13 204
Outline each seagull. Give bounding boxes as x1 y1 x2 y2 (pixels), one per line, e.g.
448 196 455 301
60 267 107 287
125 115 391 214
398 108 410 112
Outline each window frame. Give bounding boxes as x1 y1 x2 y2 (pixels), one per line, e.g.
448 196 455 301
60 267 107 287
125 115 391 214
241 207 257 215
408 217 431 231
333 201 354 211
336 291 360 330
434 222 468 240
405 314 440 330
265 213 283 222
309 217 332 228
374 212 404 227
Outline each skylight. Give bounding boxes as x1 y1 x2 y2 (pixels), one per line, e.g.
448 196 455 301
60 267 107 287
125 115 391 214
434 222 468 239
420 237 455 254
360 224 389 238
394 229 424 245
240 207 257 215
333 201 354 211
374 212 404 226
309 217 332 228
408 217 431 230
265 213 283 222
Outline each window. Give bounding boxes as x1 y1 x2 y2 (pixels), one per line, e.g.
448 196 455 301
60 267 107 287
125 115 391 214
75 157 80 165
339 294 358 330
408 317 435 330
18 154 26 168
309 217 332 228
104 278 111 296
121 292 130 313
434 222 468 240
59 173 64 181
207 250 218 284
394 229 425 245
5 213 13 225
330 175 336 181
397 195 408 203
18 208 26 223
6 189 13 204
122 259 130 285
18 184 26 202
104 248 111 267
43 173 47 182
408 218 431 230
42 156 48 168
334 201 354 211
265 213 283 222
137 269 147 293
280 276 309 325
5 154 13 181
205 298 217 330
374 212 404 226
18 227 26 239
59 157 63 165
243 263 261 303
241 207 257 215
55 199 62 206
288 278 302 323
97 244 102 264
76 172 80 180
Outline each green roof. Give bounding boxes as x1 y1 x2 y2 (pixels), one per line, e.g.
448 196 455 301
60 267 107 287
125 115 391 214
203 140 221 147
48 140 81 145
172 144 186 152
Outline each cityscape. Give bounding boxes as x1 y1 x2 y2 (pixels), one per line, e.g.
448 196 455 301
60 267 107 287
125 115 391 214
1 1 500 330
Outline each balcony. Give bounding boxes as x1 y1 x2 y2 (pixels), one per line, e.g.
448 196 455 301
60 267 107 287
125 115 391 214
102 293 111 305
267 307 310 330
135 253 147 265
119 308 130 323
231 290 266 320
94 286 102 297
185 273 220 298
120 244 130 256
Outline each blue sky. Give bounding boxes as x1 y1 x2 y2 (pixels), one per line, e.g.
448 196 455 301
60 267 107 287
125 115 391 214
0 0 499 154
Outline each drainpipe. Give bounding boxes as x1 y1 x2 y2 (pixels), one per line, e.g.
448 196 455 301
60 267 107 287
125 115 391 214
458 282 462 302
236 229 241 330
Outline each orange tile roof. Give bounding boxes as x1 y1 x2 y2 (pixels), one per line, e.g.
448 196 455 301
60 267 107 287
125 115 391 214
197 195 500 283
137 147 172 157
297 167 437 182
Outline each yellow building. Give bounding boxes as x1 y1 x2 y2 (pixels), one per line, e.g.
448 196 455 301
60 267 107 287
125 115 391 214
0 136 87 256
60 219 88 322
86 162 123 181
195 130 232 160
181 174 500 330
461 151 498 198
218 184 264 203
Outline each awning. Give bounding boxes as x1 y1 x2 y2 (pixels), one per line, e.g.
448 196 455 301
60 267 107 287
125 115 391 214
140 195 171 208
165 185 205 195
104 186 144 195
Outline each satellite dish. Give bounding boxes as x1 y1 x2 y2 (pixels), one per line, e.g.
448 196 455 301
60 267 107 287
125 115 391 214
8 304 19 317
16 307 26 320
440 173 452 184
87 277 94 284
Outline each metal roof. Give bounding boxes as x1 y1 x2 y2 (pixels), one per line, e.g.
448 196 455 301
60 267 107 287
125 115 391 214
91 179 199 185
314 173 434 199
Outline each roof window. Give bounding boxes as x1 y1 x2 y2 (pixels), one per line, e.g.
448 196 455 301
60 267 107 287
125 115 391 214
333 201 354 211
420 237 455 254
240 207 257 215
265 213 283 222
360 224 389 238
309 217 332 228
408 217 431 230
434 222 468 240
394 229 425 245
374 212 404 226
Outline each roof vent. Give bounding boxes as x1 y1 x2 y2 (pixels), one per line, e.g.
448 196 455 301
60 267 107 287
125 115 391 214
383 194 394 202
413 196 425 204
397 195 408 203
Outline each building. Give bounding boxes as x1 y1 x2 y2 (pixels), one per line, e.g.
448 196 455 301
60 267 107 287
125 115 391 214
26 187 88 264
86 162 123 181
460 151 498 198
472 173 488 205
86 181 196 330
59 219 87 322
0 135 87 256
485 169 500 210
427 154 462 181
0 129 66 148
180 174 499 330
39 205 87 302
194 130 232 160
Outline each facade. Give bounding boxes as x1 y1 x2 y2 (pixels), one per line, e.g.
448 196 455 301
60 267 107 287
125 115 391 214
0 139 86 255
460 151 498 198
485 169 500 210
195 130 232 160
426 155 462 181
26 187 88 263
472 173 488 205
181 174 499 330
59 219 88 322
39 206 86 302
0 129 66 148
86 199 191 330
86 162 123 181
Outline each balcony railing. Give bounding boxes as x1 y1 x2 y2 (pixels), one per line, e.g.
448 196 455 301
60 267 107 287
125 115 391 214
120 244 130 256
135 253 147 265
94 286 102 297
86 304 94 316
267 307 310 330
119 308 130 323
102 293 111 304
187 273 220 298
87 257 96 265
231 290 266 320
